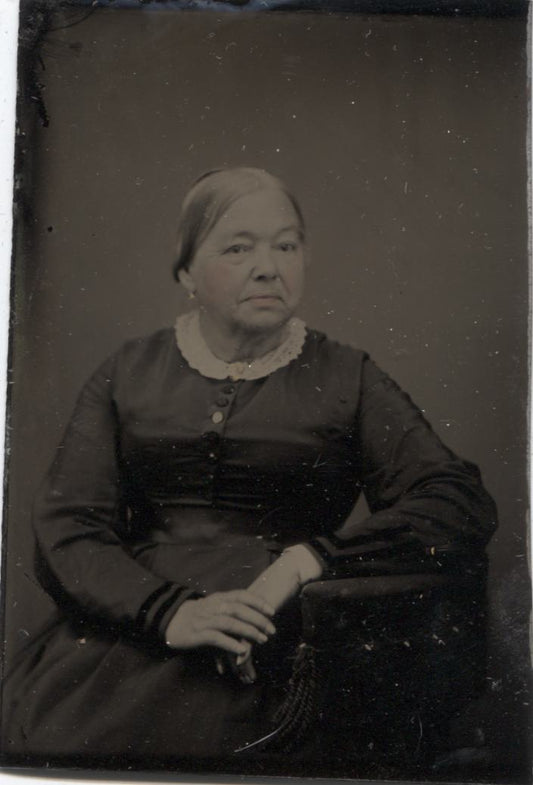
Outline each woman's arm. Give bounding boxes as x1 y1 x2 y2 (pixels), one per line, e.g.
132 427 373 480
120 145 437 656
248 354 497 598
307 356 498 576
33 354 200 642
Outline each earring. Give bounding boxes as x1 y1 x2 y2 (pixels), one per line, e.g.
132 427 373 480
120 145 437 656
188 291 196 300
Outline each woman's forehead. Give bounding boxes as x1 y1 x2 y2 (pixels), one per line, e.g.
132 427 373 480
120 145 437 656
208 188 301 237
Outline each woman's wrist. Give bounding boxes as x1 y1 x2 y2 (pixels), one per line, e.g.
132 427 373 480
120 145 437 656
246 544 323 614
281 544 323 586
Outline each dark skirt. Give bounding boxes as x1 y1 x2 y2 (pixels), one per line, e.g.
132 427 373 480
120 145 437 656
4 616 296 761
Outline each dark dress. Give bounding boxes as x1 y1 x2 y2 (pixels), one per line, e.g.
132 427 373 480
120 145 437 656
1 326 497 765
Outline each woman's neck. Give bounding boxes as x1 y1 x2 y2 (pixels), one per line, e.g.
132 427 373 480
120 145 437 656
197 310 289 363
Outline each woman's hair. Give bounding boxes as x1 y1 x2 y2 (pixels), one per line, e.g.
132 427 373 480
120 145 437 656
172 167 305 281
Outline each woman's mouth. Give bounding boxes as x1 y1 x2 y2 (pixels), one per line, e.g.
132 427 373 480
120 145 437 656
244 294 281 303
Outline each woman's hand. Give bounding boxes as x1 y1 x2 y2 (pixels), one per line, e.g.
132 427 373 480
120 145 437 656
219 545 323 684
164 590 276 655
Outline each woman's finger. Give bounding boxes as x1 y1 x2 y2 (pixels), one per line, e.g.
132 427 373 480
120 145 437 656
218 590 275 617
221 602 276 636
202 630 250 656
231 646 257 685
215 647 257 685
237 653 256 685
211 614 269 645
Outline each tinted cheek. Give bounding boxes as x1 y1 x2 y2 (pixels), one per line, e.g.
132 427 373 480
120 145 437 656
286 259 305 300
202 264 242 301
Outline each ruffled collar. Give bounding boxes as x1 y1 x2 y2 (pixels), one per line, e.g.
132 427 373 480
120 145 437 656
175 310 307 381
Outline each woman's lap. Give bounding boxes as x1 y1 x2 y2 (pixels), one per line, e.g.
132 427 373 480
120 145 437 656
2 614 276 759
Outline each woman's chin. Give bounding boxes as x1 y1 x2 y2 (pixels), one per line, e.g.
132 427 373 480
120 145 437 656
237 309 292 334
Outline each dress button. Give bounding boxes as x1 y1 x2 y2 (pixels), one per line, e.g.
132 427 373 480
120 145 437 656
216 397 229 407
211 411 224 424
223 384 235 395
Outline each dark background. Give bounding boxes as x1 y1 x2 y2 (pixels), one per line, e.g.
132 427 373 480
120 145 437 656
3 4 530 779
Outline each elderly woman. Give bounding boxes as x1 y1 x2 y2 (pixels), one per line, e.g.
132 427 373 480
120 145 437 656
3 167 496 764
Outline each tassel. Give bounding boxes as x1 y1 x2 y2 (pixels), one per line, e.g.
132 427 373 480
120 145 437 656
235 642 318 754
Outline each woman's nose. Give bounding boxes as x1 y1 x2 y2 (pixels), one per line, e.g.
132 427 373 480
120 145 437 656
252 245 278 279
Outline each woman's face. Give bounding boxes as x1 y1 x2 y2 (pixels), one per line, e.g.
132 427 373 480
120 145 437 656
179 188 305 339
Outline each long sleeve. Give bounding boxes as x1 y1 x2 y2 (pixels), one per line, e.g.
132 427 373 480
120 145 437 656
32 353 196 642
308 355 498 576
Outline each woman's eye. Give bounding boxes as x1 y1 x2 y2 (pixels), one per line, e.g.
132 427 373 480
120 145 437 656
224 244 249 255
277 242 298 253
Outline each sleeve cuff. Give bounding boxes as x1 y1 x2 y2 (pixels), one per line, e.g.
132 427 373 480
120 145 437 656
137 583 202 643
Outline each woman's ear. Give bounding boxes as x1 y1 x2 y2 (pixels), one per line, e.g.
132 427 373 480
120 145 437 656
178 267 196 295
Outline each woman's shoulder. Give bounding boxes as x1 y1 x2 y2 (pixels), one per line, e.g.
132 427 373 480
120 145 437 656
93 327 178 381
300 328 389 391
117 327 176 358
303 327 369 367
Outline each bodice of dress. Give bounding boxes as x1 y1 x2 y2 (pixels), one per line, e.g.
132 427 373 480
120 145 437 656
118 327 362 550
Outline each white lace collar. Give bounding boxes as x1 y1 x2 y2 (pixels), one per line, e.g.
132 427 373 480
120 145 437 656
175 310 307 381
